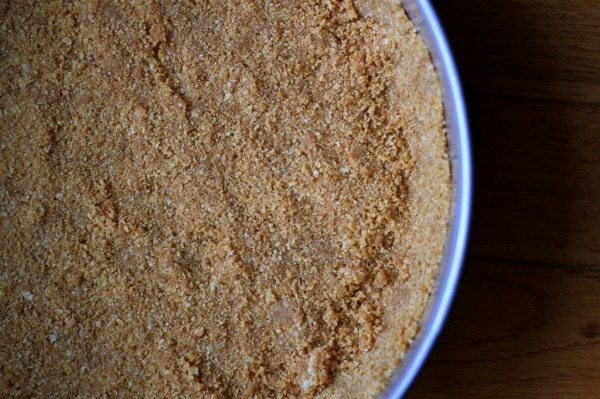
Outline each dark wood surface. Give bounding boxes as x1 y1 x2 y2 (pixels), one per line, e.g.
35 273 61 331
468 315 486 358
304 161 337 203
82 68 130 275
406 1 600 398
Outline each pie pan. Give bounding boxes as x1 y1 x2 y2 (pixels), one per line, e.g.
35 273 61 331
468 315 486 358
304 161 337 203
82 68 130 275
379 1 472 397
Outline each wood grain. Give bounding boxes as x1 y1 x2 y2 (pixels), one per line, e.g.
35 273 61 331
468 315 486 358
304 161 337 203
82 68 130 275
439 0 600 104
470 98 600 266
407 260 600 399
405 0 600 397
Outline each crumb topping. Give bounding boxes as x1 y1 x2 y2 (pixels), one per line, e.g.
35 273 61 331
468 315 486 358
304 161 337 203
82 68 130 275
0 1 449 398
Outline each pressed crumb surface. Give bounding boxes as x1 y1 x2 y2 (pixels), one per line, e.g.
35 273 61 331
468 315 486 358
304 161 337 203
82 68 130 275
0 1 449 398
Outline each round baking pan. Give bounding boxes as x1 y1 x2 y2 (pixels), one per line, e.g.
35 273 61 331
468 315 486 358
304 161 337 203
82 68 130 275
379 1 472 397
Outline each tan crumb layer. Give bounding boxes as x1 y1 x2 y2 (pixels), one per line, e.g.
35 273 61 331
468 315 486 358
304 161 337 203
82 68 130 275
0 1 449 398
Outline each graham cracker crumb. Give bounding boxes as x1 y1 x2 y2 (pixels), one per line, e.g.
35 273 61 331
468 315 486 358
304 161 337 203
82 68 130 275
0 1 449 398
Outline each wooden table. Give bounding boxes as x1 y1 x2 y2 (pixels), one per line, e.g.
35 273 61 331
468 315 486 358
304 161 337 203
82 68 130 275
406 1 600 398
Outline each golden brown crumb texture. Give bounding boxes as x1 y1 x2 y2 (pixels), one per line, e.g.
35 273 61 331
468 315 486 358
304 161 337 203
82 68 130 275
0 0 449 398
